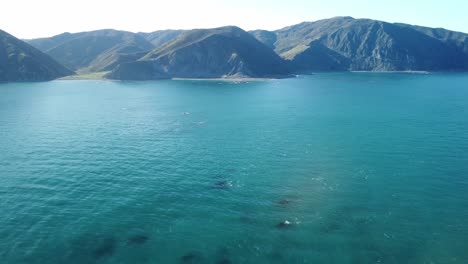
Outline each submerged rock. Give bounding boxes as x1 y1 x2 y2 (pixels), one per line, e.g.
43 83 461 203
180 251 205 263
276 220 292 229
212 180 233 190
215 246 232 264
278 199 291 207
92 237 117 259
267 250 286 262
127 234 149 245
277 195 300 208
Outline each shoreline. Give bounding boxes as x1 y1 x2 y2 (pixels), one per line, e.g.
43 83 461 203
350 70 430 74
171 77 275 82
58 75 285 82
52 71 468 82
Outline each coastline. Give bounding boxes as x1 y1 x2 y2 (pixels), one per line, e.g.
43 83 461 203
171 77 275 82
57 74 291 82
53 71 468 82
58 71 110 80
350 70 431 74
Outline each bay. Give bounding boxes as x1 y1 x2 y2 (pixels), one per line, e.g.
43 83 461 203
1 73 467 263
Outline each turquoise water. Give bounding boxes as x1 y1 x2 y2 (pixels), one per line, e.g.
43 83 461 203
1 73 467 264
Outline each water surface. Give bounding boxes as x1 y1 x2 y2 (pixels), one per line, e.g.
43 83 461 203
1 73 468 263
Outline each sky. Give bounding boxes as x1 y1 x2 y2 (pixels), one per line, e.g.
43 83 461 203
2 0 467 39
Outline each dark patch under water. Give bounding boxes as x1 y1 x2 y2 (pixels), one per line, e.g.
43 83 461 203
320 221 342 234
180 251 205 263
215 246 232 264
216 259 232 264
64 234 118 262
276 221 293 229
277 199 291 207
92 237 117 259
212 180 232 190
127 234 149 245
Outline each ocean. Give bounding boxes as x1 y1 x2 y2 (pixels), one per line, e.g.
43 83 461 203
1 73 467 263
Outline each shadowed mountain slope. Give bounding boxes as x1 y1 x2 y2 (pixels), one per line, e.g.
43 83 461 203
0 29 73 82
251 17 468 72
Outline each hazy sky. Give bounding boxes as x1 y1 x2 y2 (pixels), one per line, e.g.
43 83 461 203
2 0 467 38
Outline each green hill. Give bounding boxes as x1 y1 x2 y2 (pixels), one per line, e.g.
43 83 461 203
27 30 154 73
108 26 291 80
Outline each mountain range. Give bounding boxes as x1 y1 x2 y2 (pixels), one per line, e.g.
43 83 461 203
109 26 289 80
1 16 468 82
251 17 468 72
